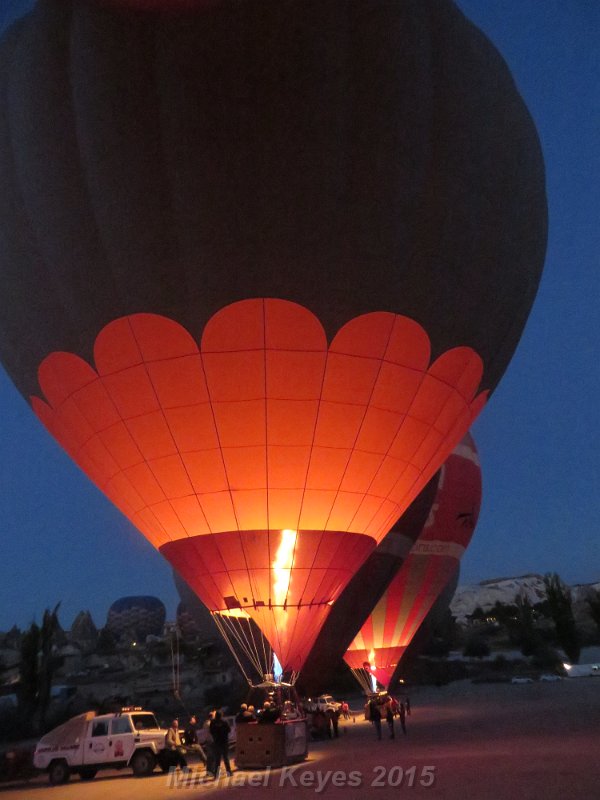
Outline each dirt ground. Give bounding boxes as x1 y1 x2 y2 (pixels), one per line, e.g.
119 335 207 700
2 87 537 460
3 678 600 799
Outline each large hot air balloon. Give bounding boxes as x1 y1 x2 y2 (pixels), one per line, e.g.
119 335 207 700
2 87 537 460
344 433 482 691
0 0 546 681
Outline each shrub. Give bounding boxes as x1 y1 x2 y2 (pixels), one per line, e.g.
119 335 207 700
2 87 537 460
463 636 490 659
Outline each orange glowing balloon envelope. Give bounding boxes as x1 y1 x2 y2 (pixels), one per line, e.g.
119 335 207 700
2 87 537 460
32 299 486 673
345 433 482 687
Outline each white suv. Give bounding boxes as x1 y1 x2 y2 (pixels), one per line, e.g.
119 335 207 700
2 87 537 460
34 708 169 784
307 695 342 713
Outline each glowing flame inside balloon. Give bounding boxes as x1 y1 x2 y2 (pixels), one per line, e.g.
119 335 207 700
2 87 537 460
273 529 297 606
269 528 298 642
368 649 378 693
273 653 283 683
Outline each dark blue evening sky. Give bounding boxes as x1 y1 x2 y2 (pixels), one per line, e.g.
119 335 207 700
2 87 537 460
0 1 598 631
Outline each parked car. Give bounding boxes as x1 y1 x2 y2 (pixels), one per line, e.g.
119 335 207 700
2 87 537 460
305 695 342 713
539 674 562 682
563 663 600 678
511 677 533 684
33 707 169 785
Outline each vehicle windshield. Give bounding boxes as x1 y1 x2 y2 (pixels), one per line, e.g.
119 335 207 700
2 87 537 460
131 713 160 731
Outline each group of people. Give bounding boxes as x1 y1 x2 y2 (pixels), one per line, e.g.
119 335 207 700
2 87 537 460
164 693 409 775
365 695 410 740
164 697 305 777
164 711 232 778
234 700 287 724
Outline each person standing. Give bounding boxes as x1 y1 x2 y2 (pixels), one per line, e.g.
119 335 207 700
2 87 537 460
399 702 407 735
327 708 340 738
165 719 188 770
183 715 206 763
368 698 382 741
203 710 217 776
385 698 395 739
341 701 350 720
209 711 232 778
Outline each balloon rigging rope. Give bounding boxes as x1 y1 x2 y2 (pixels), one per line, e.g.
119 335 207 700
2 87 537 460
238 616 271 679
211 613 302 686
350 667 373 695
212 613 278 684
224 615 257 670
170 629 181 697
259 620 272 677
211 613 256 684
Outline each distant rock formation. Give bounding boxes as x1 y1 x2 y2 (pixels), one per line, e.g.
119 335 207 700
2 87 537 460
451 574 600 624
70 611 98 652
176 602 202 640
0 625 21 650
173 572 224 643
106 596 166 642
